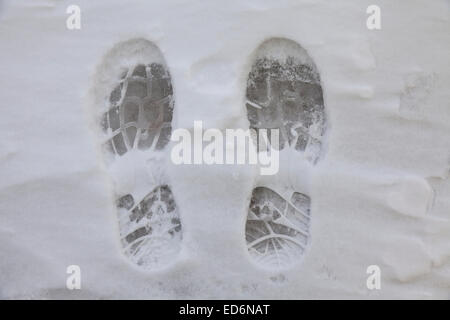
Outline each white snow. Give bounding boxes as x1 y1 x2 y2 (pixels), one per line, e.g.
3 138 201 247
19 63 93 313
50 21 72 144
0 0 449 299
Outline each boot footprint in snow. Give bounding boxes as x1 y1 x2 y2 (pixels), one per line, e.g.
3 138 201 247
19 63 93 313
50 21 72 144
95 39 182 269
245 38 327 270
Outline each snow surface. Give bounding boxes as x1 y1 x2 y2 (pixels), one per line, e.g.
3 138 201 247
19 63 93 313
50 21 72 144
0 0 449 299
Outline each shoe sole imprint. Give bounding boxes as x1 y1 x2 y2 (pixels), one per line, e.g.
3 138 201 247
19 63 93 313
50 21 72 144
98 39 181 269
245 38 326 270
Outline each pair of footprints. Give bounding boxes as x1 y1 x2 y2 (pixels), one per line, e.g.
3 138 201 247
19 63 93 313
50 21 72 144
97 38 326 271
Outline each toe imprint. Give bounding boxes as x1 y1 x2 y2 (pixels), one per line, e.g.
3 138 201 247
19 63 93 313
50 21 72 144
246 39 326 163
102 62 174 156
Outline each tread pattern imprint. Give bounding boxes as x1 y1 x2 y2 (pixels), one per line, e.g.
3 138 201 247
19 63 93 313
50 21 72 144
245 38 326 270
99 41 181 269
